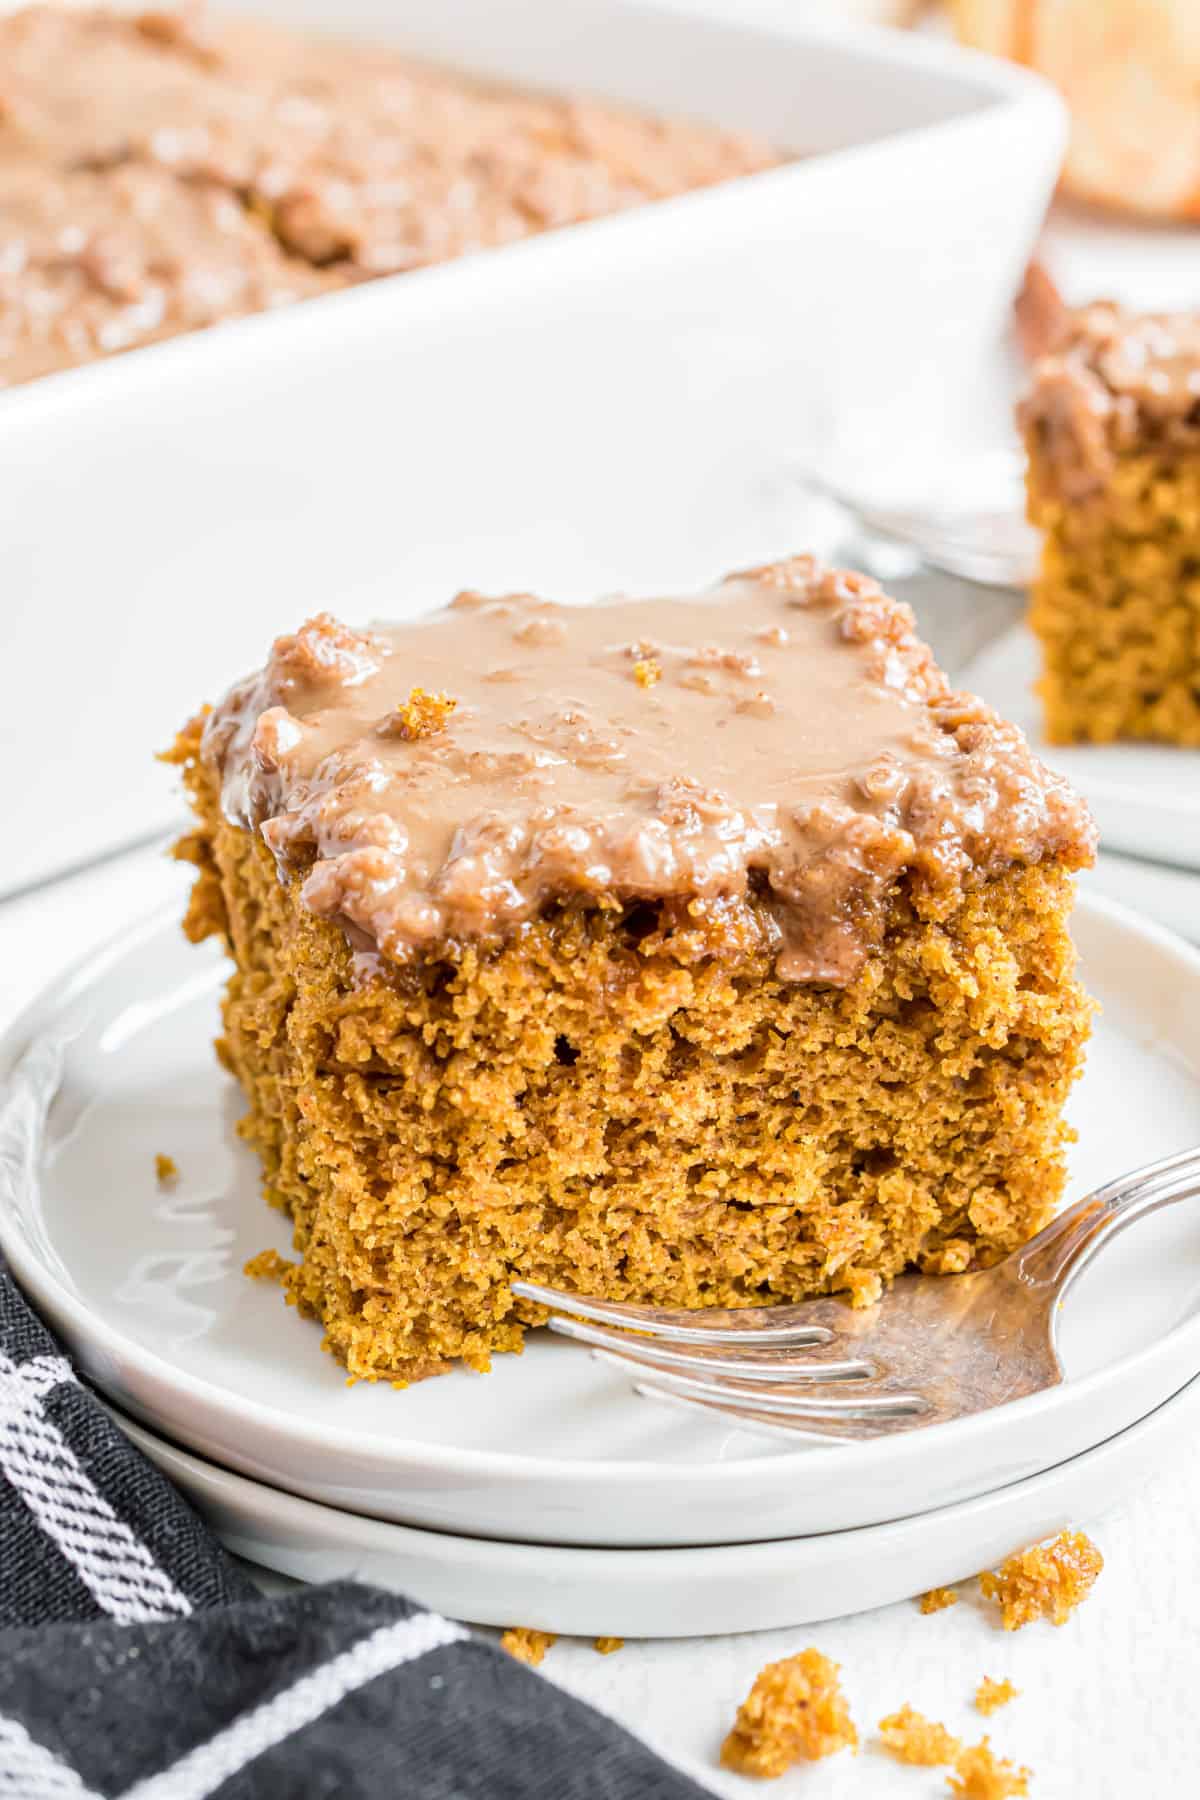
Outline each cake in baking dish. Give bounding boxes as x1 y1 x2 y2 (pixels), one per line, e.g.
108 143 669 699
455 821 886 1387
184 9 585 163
170 557 1096 1382
0 3 777 386
1020 301 1200 748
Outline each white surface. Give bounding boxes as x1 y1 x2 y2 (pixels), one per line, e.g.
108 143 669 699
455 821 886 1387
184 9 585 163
3 846 1200 1794
117 1375 1200 1636
1085 852 1200 946
534 1435 1200 1800
1042 198 1200 314
4 863 1200 1549
964 625 1200 873
0 0 1064 895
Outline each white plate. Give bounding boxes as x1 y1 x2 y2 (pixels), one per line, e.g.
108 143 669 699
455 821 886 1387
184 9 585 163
964 626 1200 872
3 892 1200 1547
116 1375 1200 1637
1086 853 1200 946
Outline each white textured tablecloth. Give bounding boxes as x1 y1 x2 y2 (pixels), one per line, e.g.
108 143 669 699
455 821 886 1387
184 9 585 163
3 841 1200 1797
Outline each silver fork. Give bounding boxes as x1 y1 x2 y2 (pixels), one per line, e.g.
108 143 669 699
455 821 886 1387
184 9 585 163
511 1145 1200 1444
803 448 1037 590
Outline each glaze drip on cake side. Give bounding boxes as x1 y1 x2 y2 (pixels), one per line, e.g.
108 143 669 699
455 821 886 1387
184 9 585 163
202 558 1095 983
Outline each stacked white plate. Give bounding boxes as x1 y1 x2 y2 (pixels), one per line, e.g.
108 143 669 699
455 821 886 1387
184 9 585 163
3 882 1200 1637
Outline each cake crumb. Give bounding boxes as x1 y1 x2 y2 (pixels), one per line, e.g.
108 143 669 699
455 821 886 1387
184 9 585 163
843 1267 883 1308
975 1677 1019 1716
594 1637 624 1654
244 1249 294 1286
385 687 458 740
980 1530 1103 1630
633 658 661 689
500 1627 557 1666
154 1153 179 1186
720 1649 857 1778
877 1705 961 1766
948 1737 1030 1798
919 1586 960 1615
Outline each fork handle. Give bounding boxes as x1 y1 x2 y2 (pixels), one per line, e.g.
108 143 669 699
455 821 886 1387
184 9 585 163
1013 1143 1200 1293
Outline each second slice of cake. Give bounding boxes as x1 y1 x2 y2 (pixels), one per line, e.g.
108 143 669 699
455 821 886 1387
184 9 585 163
173 558 1096 1382
1020 302 1200 747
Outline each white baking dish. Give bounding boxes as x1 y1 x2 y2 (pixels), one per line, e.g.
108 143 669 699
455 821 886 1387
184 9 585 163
0 1 1064 894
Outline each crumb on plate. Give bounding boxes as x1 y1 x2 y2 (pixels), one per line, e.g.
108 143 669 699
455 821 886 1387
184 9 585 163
980 1529 1103 1630
975 1677 1019 1716
919 1586 960 1615
154 1153 179 1185
243 1248 295 1285
500 1627 557 1666
877 1705 961 1766
720 1648 857 1778
594 1637 624 1654
948 1737 1031 1798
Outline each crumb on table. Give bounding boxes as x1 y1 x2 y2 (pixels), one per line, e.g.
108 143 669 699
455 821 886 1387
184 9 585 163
384 687 458 740
632 658 661 688
594 1637 624 1654
500 1627 557 1666
877 1705 961 1766
919 1587 960 1615
153 1153 179 1186
948 1737 1031 1799
975 1677 1019 1716
980 1530 1103 1630
243 1249 294 1286
720 1648 857 1778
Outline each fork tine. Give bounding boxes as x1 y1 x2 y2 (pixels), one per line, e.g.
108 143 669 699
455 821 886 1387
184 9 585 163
547 1315 876 1382
510 1279 835 1346
635 1383 917 1445
592 1351 926 1418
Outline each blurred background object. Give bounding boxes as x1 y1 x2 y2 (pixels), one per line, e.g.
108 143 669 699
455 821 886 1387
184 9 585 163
824 0 931 17
953 0 1200 221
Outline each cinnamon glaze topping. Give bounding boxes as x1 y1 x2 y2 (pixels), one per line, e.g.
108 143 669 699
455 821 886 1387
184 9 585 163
203 559 1095 983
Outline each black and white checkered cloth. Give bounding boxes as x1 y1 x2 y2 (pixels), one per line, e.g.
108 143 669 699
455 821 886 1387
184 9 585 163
0 1269 707 1798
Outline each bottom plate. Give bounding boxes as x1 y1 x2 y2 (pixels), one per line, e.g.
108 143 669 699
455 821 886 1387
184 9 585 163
1085 853 1200 947
119 1374 1200 1638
